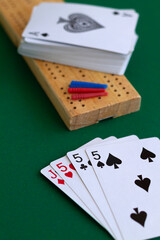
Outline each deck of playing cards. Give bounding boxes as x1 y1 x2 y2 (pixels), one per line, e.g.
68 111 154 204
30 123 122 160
41 136 160 240
18 2 139 75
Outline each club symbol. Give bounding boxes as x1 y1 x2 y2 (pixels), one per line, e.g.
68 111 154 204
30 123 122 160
80 164 87 170
64 171 73 178
134 175 151 192
57 13 104 33
140 148 156 162
130 208 147 227
97 161 105 168
88 160 92 166
106 153 122 169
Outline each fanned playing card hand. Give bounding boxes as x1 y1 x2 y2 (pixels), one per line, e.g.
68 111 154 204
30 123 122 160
41 136 160 240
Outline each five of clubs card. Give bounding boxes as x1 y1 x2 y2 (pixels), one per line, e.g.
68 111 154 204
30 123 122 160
41 136 160 240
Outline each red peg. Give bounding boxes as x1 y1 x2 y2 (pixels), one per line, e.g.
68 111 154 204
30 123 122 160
68 88 105 93
71 92 108 100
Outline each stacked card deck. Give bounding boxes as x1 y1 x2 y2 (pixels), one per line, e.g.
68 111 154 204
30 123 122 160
18 2 139 75
0 0 141 131
41 136 160 240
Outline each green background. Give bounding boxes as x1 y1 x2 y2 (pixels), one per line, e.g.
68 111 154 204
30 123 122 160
0 0 160 239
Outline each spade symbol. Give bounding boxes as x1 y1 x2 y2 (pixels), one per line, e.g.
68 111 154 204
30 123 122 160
113 11 120 15
57 13 104 33
88 160 92 166
41 33 49 37
97 161 105 168
140 148 156 162
135 175 151 192
130 208 147 227
106 154 122 169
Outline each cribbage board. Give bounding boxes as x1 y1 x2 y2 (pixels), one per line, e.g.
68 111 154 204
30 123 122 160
0 0 141 130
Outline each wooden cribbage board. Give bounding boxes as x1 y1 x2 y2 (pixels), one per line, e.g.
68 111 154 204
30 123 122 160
0 0 141 130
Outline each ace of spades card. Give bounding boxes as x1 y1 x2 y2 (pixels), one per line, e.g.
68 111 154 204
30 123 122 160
86 137 160 240
22 2 139 54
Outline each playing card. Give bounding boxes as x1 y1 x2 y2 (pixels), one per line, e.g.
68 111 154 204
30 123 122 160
86 137 160 240
40 166 100 224
67 135 138 240
50 138 116 236
22 3 139 54
66 136 122 239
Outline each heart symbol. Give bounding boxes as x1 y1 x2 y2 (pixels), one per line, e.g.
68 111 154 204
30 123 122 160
130 208 147 227
140 148 156 162
65 171 73 178
58 179 65 185
57 13 104 33
106 153 122 169
69 163 75 170
135 175 151 192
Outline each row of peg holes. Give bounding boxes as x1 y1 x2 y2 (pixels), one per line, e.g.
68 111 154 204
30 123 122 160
45 63 86 78
44 63 130 108
105 76 130 97
45 63 65 79
44 63 129 96
60 87 86 109
43 63 87 109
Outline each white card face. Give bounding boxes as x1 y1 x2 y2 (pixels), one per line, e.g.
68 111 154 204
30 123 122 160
50 138 115 235
86 138 160 240
40 166 99 222
66 135 138 240
50 156 113 232
23 3 139 54
67 136 121 240
40 139 103 225
96 135 139 150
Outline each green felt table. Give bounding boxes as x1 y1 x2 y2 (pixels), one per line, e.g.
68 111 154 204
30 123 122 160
0 0 160 239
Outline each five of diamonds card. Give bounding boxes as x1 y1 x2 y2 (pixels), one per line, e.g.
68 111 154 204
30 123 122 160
41 136 160 240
